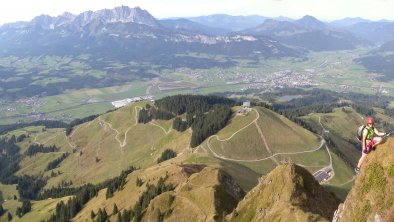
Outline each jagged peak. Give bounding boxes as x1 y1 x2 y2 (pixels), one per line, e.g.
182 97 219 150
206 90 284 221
21 5 158 30
229 163 339 221
74 5 158 27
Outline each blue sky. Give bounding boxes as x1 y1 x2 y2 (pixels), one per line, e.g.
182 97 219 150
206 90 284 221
1 0 393 25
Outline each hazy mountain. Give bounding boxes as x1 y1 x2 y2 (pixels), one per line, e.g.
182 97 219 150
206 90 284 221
329 17 371 27
346 21 394 44
242 15 369 51
355 40 394 81
296 15 327 30
378 40 394 51
0 6 302 61
187 14 267 31
159 18 229 35
274 16 295 22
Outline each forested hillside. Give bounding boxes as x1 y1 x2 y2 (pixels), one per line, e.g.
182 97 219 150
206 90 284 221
138 95 235 147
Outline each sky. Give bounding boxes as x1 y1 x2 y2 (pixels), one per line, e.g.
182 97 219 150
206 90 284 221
1 0 394 25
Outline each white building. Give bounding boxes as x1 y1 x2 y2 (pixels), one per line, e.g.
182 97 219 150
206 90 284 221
111 95 155 108
243 100 251 108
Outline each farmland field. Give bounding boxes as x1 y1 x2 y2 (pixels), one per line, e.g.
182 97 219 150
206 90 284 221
1 49 393 126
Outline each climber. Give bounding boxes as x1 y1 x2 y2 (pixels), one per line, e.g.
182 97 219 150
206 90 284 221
355 117 386 174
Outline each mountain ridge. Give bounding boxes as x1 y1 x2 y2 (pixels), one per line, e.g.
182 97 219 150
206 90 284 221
229 163 340 221
0 6 301 59
241 15 369 51
333 137 394 222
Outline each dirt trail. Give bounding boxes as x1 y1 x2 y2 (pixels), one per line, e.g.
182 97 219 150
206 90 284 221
254 121 280 165
206 108 327 163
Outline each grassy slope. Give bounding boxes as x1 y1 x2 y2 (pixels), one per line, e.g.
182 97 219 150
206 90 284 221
229 164 339 222
76 162 243 222
73 162 192 221
205 106 324 175
12 197 71 222
3 103 354 219
210 123 269 159
0 183 20 221
338 138 394 222
143 167 242 222
183 154 261 191
298 107 363 198
209 107 320 159
304 107 363 166
256 107 320 153
6 101 191 188
45 102 191 187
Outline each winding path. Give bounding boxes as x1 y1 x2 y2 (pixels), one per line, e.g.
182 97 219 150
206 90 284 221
206 137 326 163
135 105 171 134
215 109 260 142
99 116 130 148
205 108 328 163
149 122 171 134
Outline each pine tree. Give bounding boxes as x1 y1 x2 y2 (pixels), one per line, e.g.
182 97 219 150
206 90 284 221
117 211 122 222
113 203 118 215
90 210 96 219
97 208 103 222
0 204 4 216
106 187 113 199
99 208 108 221
7 212 12 221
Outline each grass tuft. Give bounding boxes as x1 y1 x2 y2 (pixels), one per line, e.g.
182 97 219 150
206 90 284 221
360 163 387 196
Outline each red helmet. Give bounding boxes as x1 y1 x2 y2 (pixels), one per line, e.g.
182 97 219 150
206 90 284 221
367 117 374 125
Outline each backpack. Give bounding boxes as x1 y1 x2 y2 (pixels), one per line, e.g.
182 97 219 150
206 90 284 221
357 125 366 141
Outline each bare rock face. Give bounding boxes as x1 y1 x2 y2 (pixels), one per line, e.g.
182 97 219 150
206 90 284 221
333 138 394 222
229 163 340 222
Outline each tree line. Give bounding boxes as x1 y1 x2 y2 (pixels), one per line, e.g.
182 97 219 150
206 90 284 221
133 177 173 221
105 167 137 199
45 166 137 222
15 199 31 217
0 120 68 136
0 138 21 184
157 149 177 163
46 153 69 171
138 95 235 123
190 105 232 148
65 114 100 135
154 95 235 115
138 95 235 147
25 144 59 156
90 176 173 222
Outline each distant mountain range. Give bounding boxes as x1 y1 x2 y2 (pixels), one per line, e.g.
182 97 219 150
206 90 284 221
346 21 394 44
0 6 300 59
355 39 394 81
186 14 268 32
329 17 371 27
1 5 394 61
241 15 370 51
158 18 229 36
